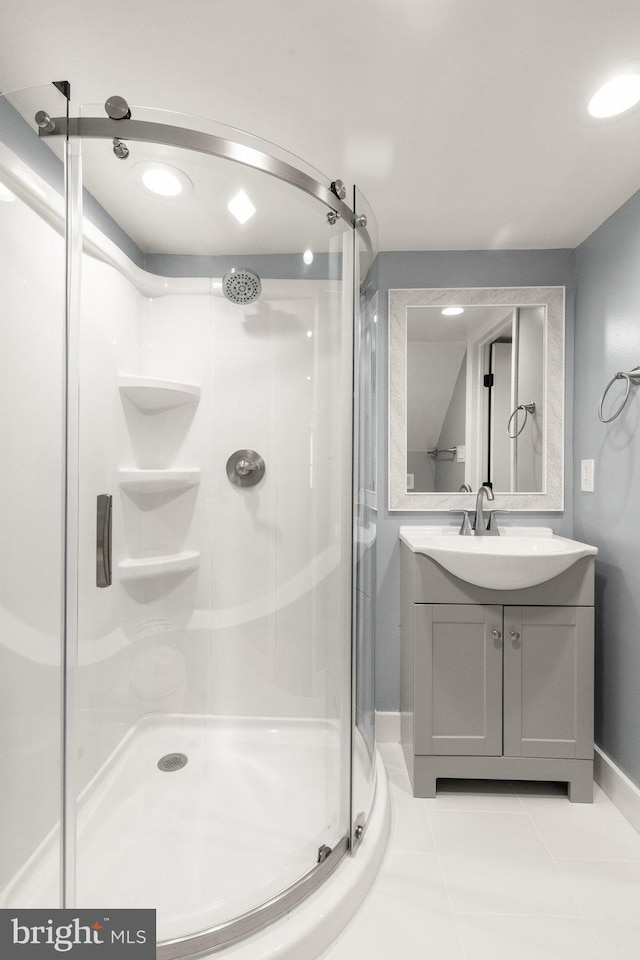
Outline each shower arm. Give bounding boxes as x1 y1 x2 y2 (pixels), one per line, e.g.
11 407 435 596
39 115 373 254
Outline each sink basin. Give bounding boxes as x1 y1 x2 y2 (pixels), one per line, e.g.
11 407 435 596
399 526 597 590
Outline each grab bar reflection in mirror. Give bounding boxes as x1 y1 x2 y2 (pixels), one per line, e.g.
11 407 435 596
507 401 536 438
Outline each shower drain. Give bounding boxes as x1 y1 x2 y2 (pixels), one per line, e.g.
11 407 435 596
157 753 188 772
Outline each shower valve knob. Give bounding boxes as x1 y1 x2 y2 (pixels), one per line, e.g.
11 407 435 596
235 459 255 477
226 449 266 487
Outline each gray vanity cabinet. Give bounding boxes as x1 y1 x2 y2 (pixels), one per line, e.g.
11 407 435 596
414 604 503 757
401 543 595 802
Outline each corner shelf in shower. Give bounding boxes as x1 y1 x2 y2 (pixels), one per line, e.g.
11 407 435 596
118 550 200 581
118 469 201 494
118 376 201 413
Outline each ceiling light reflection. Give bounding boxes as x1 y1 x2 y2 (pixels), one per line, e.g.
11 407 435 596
228 190 256 224
134 162 193 199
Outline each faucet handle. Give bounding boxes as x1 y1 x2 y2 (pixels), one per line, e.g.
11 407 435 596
449 509 474 536
485 511 501 536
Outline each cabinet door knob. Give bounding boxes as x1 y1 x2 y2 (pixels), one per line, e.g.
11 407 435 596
491 628 502 640
510 630 521 641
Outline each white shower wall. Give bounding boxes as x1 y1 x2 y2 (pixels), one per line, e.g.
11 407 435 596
74 252 352 796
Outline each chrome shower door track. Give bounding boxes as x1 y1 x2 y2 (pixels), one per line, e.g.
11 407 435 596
41 116 359 227
158 837 349 960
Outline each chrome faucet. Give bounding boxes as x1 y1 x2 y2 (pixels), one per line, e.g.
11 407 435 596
473 484 499 536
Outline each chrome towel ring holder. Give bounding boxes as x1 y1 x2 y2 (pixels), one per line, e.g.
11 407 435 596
598 366 640 423
507 401 536 438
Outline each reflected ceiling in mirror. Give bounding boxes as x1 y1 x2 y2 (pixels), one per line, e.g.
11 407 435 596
389 287 565 512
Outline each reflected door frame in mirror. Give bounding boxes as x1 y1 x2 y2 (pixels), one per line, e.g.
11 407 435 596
388 286 565 511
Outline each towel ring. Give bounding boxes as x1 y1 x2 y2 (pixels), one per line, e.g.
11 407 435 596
598 366 640 423
507 401 536 438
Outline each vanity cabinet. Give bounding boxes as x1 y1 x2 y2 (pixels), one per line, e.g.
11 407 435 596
401 543 595 802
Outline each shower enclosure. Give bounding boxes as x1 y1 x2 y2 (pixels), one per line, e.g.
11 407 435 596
0 83 379 957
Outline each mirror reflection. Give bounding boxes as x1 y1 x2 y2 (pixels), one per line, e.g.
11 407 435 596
407 304 544 493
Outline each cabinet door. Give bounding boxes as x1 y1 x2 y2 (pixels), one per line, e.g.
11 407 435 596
414 604 503 756
503 606 594 759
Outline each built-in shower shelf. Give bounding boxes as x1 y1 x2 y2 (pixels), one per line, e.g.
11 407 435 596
118 469 201 494
118 551 200 581
119 376 201 413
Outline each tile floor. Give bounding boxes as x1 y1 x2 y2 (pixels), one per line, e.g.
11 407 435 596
321 743 640 960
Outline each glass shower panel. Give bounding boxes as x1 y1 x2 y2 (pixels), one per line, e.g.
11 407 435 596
352 186 378 834
0 83 68 908
68 122 353 945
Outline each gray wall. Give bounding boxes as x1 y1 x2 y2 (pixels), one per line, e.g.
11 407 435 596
375 250 576 712
574 187 640 789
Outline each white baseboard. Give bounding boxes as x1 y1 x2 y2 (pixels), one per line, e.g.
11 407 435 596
376 710 401 743
594 746 640 837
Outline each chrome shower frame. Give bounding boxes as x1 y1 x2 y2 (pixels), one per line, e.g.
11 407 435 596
40 106 375 960
40 116 371 246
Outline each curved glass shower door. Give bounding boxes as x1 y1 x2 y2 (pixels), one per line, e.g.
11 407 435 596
66 108 355 949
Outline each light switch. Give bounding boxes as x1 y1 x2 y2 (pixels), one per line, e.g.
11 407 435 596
581 459 594 492
456 445 466 462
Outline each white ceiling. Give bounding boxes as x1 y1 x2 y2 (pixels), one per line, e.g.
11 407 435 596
2 0 640 252
408 305 513 342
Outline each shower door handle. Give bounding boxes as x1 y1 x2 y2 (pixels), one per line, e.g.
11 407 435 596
96 494 113 588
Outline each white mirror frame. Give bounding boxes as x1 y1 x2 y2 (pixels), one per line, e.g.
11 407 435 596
388 286 565 511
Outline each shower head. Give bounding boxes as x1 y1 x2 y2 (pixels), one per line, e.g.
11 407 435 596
222 267 262 305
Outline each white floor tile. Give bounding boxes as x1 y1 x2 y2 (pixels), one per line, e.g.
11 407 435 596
519 785 640 861
440 855 581 916
388 781 436 854
323 754 640 960
320 851 464 960
556 859 640 960
428 810 547 861
456 915 608 960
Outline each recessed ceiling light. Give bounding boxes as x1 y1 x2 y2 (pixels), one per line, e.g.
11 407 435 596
0 182 16 202
303 249 314 265
228 189 256 224
441 307 465 316
588 73 640 118
133 162 193 199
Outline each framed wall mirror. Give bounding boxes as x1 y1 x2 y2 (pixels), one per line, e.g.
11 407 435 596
388 286 564 511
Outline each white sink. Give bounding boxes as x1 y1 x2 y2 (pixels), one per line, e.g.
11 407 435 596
399 526 597 590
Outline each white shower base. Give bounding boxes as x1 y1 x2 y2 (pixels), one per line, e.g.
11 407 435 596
3 715 350 943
